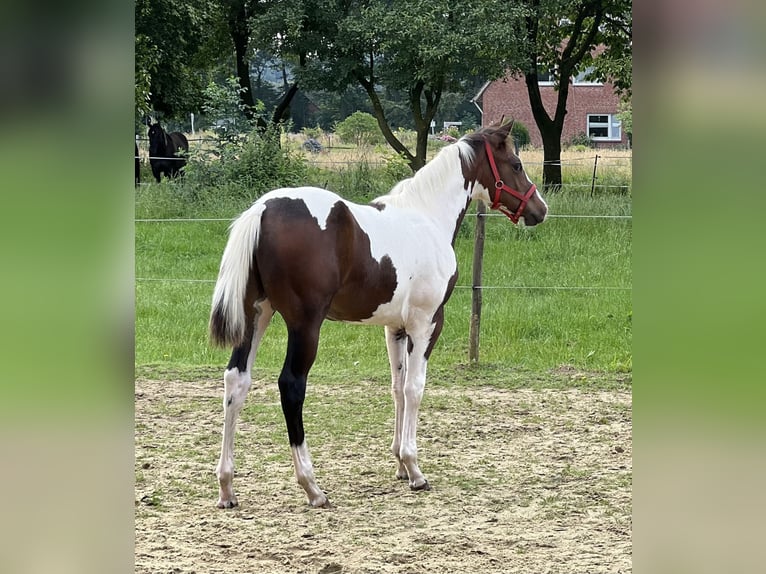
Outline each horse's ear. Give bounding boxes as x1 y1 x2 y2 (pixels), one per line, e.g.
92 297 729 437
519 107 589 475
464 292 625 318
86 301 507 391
497 119 515 140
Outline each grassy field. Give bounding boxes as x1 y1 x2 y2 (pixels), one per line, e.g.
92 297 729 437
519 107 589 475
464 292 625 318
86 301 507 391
135 139 632 573
135 146 631 381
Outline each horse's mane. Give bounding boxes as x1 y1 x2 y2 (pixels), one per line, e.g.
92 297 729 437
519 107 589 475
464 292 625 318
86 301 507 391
372 140 476 210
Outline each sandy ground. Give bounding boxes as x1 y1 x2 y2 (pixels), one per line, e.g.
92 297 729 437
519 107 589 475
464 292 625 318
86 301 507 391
135 376 631 573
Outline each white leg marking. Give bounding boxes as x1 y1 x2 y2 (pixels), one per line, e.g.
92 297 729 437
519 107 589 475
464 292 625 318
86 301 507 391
216 367 250 508
399 334 431 490
385 326 408 480
291 441 329 507
216 301 273 508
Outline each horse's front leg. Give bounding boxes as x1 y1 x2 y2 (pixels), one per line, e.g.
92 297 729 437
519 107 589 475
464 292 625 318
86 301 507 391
398 309 445 491
399 334 431 491
385 326 408 480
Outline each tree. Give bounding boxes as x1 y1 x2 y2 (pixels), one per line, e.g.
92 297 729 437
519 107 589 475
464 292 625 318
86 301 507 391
246 0 350 129
298 0 525 171
334 112 384 146
223 0 261 124
135 0 221 119
515 0 632 189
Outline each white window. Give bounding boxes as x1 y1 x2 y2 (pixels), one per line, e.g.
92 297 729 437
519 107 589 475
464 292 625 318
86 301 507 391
587 114 622 141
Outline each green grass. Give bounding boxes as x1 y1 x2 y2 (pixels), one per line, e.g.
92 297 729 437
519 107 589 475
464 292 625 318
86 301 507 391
135 162 631 385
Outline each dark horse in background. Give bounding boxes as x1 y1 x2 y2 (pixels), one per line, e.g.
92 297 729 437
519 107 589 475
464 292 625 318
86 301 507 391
147 122 189 182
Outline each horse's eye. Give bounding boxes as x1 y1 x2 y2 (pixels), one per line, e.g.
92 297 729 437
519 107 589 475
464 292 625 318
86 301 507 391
514 163 523 173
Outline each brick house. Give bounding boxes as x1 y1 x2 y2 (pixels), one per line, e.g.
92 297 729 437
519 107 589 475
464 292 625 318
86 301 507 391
472 70 628 149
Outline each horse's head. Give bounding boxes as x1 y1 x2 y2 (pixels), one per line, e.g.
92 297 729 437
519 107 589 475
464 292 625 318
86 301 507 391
461 122 548 227
148 122 166 156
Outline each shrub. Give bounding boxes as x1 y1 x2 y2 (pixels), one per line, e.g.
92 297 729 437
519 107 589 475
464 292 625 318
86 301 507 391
301 124 324 141
334 112 384 146
202 76 263 142
445 126 461 139
511 122 531 149
183 125 307 198
568 132 594 148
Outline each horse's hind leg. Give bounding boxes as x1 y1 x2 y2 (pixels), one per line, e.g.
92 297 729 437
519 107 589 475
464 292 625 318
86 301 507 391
216 299 273 508
278 321 329 507
385 326 408 480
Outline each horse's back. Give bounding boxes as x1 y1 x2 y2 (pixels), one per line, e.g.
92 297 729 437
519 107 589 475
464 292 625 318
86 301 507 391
252 187 456 327
170 131 189 151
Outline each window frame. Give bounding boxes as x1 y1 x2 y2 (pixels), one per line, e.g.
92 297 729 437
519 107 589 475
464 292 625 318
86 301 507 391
587 113 622 141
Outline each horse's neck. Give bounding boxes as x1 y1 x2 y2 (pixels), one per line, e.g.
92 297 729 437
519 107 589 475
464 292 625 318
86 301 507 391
380 146 472 241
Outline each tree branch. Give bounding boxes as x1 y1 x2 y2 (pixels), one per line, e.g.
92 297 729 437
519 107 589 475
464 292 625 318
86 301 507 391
354 71 413 164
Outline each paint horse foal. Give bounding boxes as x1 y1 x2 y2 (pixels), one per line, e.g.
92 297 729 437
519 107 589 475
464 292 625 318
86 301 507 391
209 122 547 508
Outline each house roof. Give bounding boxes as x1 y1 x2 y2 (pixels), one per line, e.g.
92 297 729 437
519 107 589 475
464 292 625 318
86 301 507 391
471 81 492 105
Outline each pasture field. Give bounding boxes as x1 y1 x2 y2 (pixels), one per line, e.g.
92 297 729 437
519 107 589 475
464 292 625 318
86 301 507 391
135 187 631 375
135 145 631 573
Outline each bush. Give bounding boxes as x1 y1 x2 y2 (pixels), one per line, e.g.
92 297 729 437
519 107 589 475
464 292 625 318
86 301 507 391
382 150 413 181
568 132 594 148
202 77 263 142
334 112 383 146
183 125 307 199
301 124 324 141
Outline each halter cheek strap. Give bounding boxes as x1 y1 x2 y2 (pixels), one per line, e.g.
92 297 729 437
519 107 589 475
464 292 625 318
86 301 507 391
484 141 537 224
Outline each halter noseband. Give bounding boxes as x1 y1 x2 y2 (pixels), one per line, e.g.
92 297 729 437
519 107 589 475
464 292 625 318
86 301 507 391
484 140 537 224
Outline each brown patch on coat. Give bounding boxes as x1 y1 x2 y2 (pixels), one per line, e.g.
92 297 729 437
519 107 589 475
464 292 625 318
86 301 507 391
255 197 398 325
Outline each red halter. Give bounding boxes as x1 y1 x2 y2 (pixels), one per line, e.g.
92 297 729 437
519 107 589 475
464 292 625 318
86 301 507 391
484 141 537 224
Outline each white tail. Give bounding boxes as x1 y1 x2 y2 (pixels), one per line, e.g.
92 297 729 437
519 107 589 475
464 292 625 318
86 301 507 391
209 203 266 347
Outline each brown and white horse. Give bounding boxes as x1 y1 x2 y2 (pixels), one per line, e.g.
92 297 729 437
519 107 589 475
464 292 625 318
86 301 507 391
209 122 547 508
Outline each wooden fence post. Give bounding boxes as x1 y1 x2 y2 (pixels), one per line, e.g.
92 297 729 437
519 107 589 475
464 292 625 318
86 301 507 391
591 154 600 196
469 201 487 362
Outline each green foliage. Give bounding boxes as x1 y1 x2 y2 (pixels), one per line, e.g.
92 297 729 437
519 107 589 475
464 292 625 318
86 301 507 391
567 132 594 149
301 124 324 140
202 77 263 140
181 126 307 203
334 112 383 146
445 126 461 139
617 100 632 144
512 122 531 149
297 0 529 169
134 0 222 117
134 34 157 120
382 151 414 183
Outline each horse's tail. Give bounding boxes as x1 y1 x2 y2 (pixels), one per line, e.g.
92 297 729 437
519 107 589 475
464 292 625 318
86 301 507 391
209 203 266 347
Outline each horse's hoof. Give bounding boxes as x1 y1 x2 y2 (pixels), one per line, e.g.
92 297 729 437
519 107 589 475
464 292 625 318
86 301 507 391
310 497 333 509
216 498 238 509
410 480 431 492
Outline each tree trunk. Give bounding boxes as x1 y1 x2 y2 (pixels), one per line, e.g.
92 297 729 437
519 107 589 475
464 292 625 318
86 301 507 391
272 82 299 126
539 123 563 191
525 71 564 191
227 1 257 123
411 128 428 171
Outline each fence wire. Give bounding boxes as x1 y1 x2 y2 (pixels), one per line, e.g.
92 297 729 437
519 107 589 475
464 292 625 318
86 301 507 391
135 277 630 291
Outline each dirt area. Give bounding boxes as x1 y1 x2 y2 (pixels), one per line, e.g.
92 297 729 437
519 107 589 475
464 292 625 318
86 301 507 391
135 376 631 573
